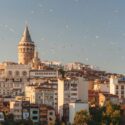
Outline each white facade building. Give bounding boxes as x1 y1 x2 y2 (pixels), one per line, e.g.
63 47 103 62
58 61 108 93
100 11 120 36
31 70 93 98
0 112 5 122
94 79 109 93
77 77 88 102
94 83 109 93
65 62 85 71
29 70 58 79
58 77 88 118
110 76 118 95
69 102 88 124
110 75 125 99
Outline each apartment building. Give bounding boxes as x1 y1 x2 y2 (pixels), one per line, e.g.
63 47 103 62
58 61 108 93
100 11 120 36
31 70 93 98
58 77 88 118
0 62 30 97
30 104 39 123
110 75 125 100
39 104 55 125
25 85 55 107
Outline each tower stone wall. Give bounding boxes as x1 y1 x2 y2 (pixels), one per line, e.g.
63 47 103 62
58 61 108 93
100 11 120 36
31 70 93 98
18 26 35 64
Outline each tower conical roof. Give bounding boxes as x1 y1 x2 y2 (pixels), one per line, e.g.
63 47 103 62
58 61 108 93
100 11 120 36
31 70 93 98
19 25 33 43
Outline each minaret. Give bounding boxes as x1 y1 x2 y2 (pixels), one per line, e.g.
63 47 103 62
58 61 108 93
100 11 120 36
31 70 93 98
31 51 41 69
18 25 35 64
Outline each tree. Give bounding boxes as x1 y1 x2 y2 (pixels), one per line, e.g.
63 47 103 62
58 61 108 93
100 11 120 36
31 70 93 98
89 106 104 125
6 113 14 121
17 119 34 125
74 110 90 125
111 110 120 125
102 101 121 125
58 69 65 78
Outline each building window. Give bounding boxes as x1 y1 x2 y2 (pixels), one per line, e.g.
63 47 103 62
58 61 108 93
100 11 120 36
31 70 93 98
116 85 118 89
8 71 12 76
14 103 20 107
49 117 52 121
33 111 38 114
15 71 20 76
22 71 27 76
121 91 124 94
121 95 124 98
121 85 124 89
49 112 53 115
116 91 118 95
23 48 25 52
71 93 77 96
32 116 38 120
71 84 77 87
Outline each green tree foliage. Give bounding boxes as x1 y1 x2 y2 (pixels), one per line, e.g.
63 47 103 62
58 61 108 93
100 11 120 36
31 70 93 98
89 106 104 124
58 69 65 78
6 113 14 121
74 110 89 125
111 110 120 125
89 101 121 125
16 119 34 125
102 101 120 125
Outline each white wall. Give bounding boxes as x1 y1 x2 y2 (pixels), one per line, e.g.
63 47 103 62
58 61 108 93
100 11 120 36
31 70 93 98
69 102 88 124
77 77 88 102
110 76 118 95
58 79 64 118
94 84 109 93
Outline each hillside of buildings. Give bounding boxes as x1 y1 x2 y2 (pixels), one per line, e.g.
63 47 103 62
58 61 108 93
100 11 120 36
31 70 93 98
0 26 123 125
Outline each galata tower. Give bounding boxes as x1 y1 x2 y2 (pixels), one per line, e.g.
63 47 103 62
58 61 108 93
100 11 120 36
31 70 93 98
18 26 35 64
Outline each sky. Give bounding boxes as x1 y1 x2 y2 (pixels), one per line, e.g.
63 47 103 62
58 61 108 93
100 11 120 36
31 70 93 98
0 0 125 73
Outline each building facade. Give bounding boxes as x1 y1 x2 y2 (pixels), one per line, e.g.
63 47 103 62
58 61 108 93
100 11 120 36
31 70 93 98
110 75 125 100
0 62 30 97
25 85 55 107
58 77 88 119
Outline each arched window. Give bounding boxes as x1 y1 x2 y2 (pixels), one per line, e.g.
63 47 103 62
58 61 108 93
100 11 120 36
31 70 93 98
8 71 12 76
15 71 20 76
22 71 27 76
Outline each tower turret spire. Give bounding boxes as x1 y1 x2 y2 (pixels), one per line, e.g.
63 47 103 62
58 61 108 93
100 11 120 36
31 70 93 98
20 25 32 43
18 25 35 64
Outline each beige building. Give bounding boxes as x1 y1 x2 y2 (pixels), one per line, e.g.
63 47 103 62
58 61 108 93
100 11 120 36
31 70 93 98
110 75 125 100
10 96 30 120
29 69 58 79
10 96 39 121
0 62 30 97
25 85 55 107
99 93 119 107
93 79 109 93
39 104 55 125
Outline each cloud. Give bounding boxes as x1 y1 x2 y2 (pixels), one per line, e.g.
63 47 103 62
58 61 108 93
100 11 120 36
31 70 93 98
95 35 100 39
113 9 119 14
